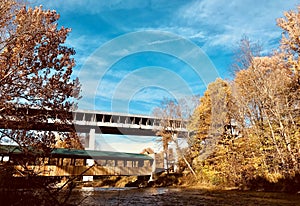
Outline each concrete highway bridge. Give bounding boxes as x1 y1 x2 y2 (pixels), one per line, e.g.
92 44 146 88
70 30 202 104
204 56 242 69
0 108 188 149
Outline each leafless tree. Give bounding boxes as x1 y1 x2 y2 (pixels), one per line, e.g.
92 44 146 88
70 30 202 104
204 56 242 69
152 97 198 176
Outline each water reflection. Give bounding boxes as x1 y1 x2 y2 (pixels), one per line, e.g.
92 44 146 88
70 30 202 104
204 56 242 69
71 187 300 206
78 186 180 195
80 187 138 192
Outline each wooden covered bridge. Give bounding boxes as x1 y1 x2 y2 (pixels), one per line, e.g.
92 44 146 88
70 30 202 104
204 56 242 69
0 145 160 177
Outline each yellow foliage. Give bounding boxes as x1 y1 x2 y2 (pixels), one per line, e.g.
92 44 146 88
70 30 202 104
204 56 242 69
264 172 283 183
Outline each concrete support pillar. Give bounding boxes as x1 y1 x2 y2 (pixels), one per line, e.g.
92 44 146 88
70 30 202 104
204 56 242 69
83 159 94 182
85 128 95 150
164 150 168 172
173 133 179 173
149 153 156 181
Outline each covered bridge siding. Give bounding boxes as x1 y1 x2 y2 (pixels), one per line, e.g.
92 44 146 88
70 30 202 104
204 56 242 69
0 146 154 176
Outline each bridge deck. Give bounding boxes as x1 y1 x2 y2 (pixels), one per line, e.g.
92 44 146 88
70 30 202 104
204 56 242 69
0 108 188 136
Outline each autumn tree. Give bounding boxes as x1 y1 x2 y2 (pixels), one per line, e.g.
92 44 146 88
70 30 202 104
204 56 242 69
177 5 300 189
231 35 262 72
187 78 242 185
189 78 233 160
228 6 300 185
277 7 300 162
0 1 81 204
0 1 80 148
277 6 300 83
55 133 84 150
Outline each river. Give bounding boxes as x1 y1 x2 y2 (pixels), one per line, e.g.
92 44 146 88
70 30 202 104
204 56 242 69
68 187 300 206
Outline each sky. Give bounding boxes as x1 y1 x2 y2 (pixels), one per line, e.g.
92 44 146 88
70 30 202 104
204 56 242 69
30 0 299 153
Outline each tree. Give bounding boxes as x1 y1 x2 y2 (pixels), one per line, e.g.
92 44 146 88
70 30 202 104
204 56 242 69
55 133 84 150
0 1 80 148
186 5 300 189
189 78 233 160
152 97 198 176
277 5 300 83
231 35 262 73
233 36 300 182
277 7 300 159
0 1 81 205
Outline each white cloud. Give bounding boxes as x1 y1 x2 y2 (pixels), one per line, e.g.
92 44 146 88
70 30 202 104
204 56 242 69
110 49 131 57
189 32 205 39
136 26 206 42
176 0 299 51
147 37 182 46
65 35 103 52
34 0 149 14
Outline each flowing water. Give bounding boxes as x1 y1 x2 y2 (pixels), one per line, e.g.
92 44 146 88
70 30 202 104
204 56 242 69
69 187 300 206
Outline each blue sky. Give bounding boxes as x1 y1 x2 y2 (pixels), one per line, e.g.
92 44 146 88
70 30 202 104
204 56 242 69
32 0 299 116
33 0 297 114
30 0 299 152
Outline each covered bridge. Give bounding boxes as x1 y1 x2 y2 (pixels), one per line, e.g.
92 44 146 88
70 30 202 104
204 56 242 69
0 145 154 176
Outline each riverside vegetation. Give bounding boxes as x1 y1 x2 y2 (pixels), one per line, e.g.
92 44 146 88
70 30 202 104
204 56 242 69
163 6 300 193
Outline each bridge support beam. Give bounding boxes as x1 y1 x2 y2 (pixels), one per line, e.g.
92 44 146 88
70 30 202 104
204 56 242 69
173 133 179 173
164 150 168 172
83 129 95 181
149 153 156 181
85 128 95 150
